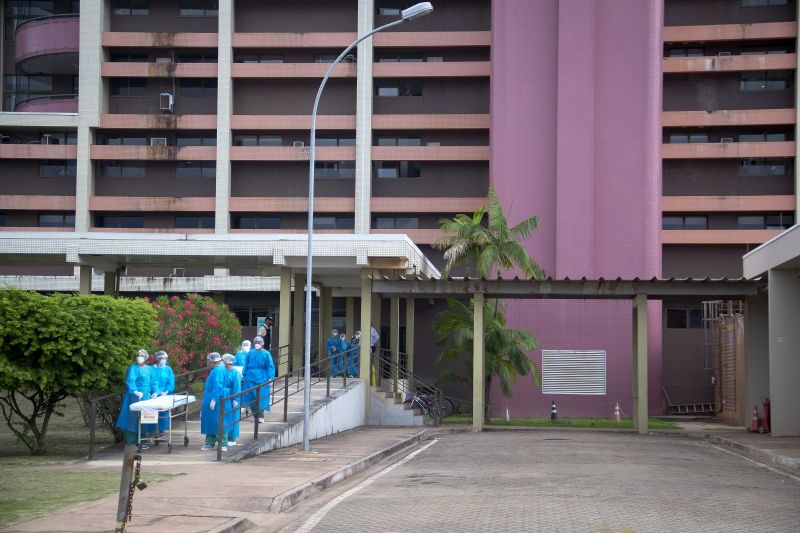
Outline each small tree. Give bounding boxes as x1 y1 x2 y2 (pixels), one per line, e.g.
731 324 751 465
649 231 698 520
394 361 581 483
150 294 242 372
0 289 156 454
433 298 540 421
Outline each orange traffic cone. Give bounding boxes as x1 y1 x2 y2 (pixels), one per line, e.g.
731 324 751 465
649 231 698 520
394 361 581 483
751 405 760 432
611 402 621 423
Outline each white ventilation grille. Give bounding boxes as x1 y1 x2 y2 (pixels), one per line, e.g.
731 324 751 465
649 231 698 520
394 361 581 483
541 350 606 395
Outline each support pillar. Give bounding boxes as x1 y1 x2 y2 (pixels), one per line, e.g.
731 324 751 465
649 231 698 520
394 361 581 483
278 268 291 376
346 297 355 338
292 273 305 372
390 297 400 391
632 293 648 435
320 287 333 367
359 272 373 400
79 265 92 295
405 298 415 375
473 291 485 432
103 271 116 296
372 293 382 353
768 268 800 436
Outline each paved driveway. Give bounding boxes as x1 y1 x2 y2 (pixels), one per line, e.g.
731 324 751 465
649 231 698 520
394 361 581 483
282 431 800 533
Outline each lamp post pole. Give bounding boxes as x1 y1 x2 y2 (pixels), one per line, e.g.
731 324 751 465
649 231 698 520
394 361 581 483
302 3 433 452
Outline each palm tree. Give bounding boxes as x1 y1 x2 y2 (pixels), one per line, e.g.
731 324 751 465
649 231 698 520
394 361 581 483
433 298 540 421
433 187 544 280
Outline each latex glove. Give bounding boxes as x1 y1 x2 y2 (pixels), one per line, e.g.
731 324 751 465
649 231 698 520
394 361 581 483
160 391 167 396
133 391 143 399
151 393 158 399
209 399 216 410
233 400 239 408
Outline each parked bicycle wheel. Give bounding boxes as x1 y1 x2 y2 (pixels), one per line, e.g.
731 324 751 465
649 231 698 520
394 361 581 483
438 397 455 417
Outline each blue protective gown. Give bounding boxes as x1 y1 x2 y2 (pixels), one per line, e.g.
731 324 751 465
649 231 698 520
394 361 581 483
326 336 343 376
222 366 242 441
200 364 226 437
150 364 176 432
345 338 359 377
234 348 249 368
115 364 155 434
242 348 275 412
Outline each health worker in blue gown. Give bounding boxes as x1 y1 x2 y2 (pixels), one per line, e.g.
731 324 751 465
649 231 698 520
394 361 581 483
234 340 251 368
116 349 156 448
326 329 343 376
221 353 242 446
201 352 227 450
347 330 361 378
242 336 275 422
150 350 176 433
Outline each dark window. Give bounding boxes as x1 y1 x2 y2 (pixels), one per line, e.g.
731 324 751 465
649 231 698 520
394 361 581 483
662 215 707 230
38 213 74 228
110 53 148 62
235 54 284 63
740 70 793 91
739 158 790 176
741 0 789 6
668 133 708 144
666 309 688 329
233 134 282 146
41 132 77 145
233 216 280 230
316 136 356 147
314 217 354 230
3 75 53 111
689 309 704 329
376 54 425 63
177 54 217 63
40 160 76 177
376 136 422 146
98 215 144 228
180 0 218 16
738 215 765 229
112 0 149 15
375 161 421 179
740 132 789 142
178 78 217 97
110 78 147 96
175 215 214 229
375 81 422 97
375 217 418 229
98 161 146 178
314 161 356 179
765 213 794 229
4 1 55 37
176 136 216 146
0 214 4 227
104 135 147 145
177 161 216 178
376 0 410 16
666 48 704 57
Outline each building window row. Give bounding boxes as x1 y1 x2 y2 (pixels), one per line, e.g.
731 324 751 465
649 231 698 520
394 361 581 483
39 213 74 228
662 215 708 230
741 0 789 6
374 216 419 229
739 158 790 176
375 161 422 179
740 71 793 91
666 308 704 330
101 135 216 146
662 213 795 230
2 131 76 145
110 53 218 63
110 78 218 97
40 160 76 177
668 132 789 143
314 161 356 179
376 81 423 97
112 0 218 17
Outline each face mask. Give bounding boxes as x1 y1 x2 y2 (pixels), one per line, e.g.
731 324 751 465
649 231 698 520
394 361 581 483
243 345 251 353
254 344 263 351
136 356 146 365
340 336 346 341
157 360 166 367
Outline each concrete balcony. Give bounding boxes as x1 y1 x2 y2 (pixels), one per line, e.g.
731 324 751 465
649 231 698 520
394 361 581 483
663 53 796 73
89 196 215 212
102 62 218 78
15 15 79 75
373 61 490 78
99 114 217 130
232 63 356 79
102 32 218 48
14 95 78 113
230 146 354 161
371 228 441 244
373 31 490 48
371 145 489 161
231 115 355 131
662 195 796 213
663 22 797 43
371 197 484 213
662 141 795 159
372 114 490 130
662 108 795 128
89 145 215 161
662 229 781 245
0 195 75 210
230 31 490 49
89 227 214 234
229 197 354 213
0 144 76 159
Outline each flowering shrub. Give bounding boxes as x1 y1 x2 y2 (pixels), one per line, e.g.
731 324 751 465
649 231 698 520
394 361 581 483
149 294 242 372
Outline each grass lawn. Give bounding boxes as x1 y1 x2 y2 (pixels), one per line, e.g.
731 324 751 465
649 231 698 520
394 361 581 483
0 397 178 528
442 415 680 430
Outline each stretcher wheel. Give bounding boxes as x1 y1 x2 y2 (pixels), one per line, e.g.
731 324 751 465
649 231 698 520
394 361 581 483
168 443 173 453
184 436 189 447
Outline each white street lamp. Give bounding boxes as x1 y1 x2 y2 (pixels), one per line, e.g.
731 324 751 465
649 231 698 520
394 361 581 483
302 2 434 452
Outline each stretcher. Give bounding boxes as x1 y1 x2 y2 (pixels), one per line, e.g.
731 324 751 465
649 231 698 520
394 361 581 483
130 394 196 452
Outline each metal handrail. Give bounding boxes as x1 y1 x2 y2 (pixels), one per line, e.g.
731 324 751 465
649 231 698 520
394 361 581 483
216 346 361 460
14 94 78 111
14 13 79 32
373 348 443 424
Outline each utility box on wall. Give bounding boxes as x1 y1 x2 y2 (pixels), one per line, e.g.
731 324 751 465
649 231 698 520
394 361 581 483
541 350 607 395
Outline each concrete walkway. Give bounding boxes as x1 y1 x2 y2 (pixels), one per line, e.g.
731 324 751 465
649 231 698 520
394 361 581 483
2 427 448 533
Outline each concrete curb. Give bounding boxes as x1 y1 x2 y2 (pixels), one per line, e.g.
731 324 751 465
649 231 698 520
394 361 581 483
268 426 469 513
206 517 256 533
706 434 800 475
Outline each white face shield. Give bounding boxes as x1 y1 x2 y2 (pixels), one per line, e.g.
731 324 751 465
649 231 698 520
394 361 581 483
242 342 251 353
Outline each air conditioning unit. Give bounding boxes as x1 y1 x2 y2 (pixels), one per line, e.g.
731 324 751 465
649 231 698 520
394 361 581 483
720 137 734 144
159 92 174 112
292 141 305 148
171 267 185 277
150 137 168 146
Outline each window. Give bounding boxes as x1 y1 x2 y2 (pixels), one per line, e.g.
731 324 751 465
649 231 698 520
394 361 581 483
314 217 354 230
233 216 281 230
98 215 144 228
178 78 217 97
375 161 421 179
738 215 765 229
235 54 284 63
666 309 704 329
376 1 410 16
667 48 704 57
4 1 54 36
110 78 147 96
177 136 216 147
38 213 74 228
3 75 52 111
0 214 4 227
41 132 77 145
740 70 792 91
375 81 422 97
739 213 795 229
739 133 788 142
742 0 789 6
375 217 418 229
177 161 215 178
314 161 356 179
175 215 214 229
98 161 146 178
40 160 76 177
739 158 790 176
376 136 422 146
177 54 218 63
668 133 708 144
662 215 707 230
180 0 218 16
112 0 149 16
376 54 426 63
316 136 356 147
103 135 147 145
233 134 282 146
110 53 148 62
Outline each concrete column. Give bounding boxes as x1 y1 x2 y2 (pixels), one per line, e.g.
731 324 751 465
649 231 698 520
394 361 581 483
292 273 305 372
473 292 485 432
745 294 770 430
768 269 800 436
215 0 234 233
278 268 291 376
632 294 648 435
346 297 355 338
320 286 333 361
75 0 108 232
103 271 116 295
359 272 373 386
372 293 382 353
78 265 92 295
354 0 375 234
390 297 400 390
405 298 415 374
